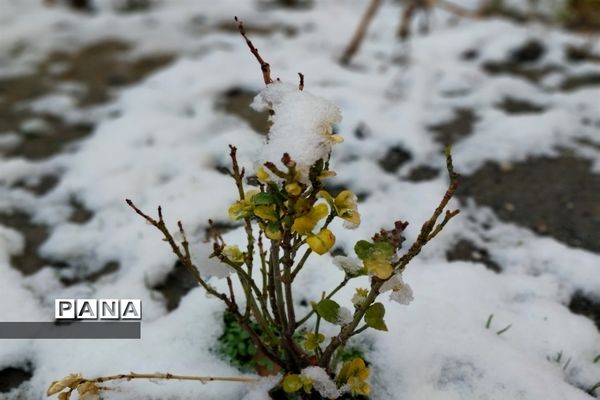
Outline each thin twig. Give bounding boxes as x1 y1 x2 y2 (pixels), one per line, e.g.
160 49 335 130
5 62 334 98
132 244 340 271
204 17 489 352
95 372 257 384
126 199 284 368
340 0 382 65
319 150 460 370
235 16 273 85
435 0 480 18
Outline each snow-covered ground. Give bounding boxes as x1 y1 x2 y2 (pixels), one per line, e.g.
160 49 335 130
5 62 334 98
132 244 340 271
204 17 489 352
0 0 599 399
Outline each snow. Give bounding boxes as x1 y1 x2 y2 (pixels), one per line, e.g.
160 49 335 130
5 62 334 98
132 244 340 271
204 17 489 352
0 0 598 399
252 81 342 180
332 255 362 275
301 366 341 399
380 274 414 306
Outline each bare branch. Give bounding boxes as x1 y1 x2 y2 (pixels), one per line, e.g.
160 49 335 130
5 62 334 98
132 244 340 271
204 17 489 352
235 16 273 85
340 0 382 65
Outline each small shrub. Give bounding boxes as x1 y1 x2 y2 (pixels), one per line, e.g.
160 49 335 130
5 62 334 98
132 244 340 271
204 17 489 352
47 17 459 400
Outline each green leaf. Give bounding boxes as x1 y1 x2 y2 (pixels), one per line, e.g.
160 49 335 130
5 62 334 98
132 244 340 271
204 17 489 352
251 192 275 206
364 303 388 331
354 240 373 260
282 374 303 393
372 241 394 258
315 299 341 324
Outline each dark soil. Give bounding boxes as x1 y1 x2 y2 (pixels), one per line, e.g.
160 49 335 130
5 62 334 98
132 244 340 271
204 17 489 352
216 87 271 135
45 40 173 106
569 292 600 331
8 116 93 160
509 40 545 64
0 40 173 279
12 175 59 196
405 165 439 182
354 123 371 140
565 45 600 64
60 261 119 286
0 40 174 161
68 199 94 224
0 367 32 393
0 212 51 275
446 239 501 273
480 39 559 85
153 261 198 311
257 0 313 10
482 62 559 84
457 154 600 253
378 145 412 173
560 73 600 92
428 108 477 145
496 97 545 114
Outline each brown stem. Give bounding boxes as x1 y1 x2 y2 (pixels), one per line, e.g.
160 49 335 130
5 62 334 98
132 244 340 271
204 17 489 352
398 1 418 40
320 150 459 371
235 16 273 85
93 372 258 384
126 199 284 368
435 0 480 18
340 0 382 65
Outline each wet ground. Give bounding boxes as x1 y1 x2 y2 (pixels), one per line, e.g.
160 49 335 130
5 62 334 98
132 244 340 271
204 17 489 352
0 367 31 394
0 39 173 278
0 39 174 390
456 154 600 254
446 39 600 335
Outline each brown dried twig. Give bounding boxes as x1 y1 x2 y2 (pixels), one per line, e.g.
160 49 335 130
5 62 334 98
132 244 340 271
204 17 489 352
47 372 258 399
125 199 284 368
340 0 382 65
235 16 273 85
319 149 459 370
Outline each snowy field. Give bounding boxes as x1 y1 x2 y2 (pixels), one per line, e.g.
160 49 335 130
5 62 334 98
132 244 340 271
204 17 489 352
0 0 599 399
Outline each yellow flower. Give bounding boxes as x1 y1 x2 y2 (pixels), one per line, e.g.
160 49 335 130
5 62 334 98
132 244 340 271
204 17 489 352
329 134 344 144
254 204 278 222
263 223 282 241
285 182 302 197
256 166 271 183
364 257 393 279
319 190 360 227
282 374 313 394
228 190 259 220
337 358 370 396
222 245 244 265
318 170 337 180
307 228 335 255
348 376 370 396
228 199 253 220
292 203 329 235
